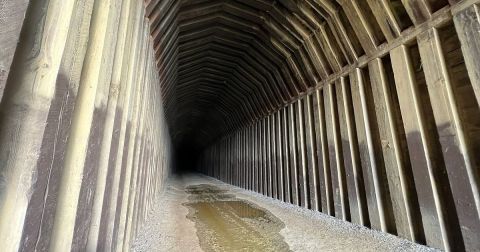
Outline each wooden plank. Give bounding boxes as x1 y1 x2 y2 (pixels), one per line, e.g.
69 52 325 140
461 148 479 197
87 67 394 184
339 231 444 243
337 0 379 54
366 0 402 41
304 94 320 211
282 107 292 204
266 116 272 196
0 0 76 249
314 24 343 72
252 125 257 192
312 89 333 215
453 3 480 112
335 76 369 226
401 0 431 25
258 121 264 194
86 0 134 247
19 0 95 250
250 125 254 190
418 28 480 250
324 82 349 219
263 118 269 196
296 99 310 208
288 103 300 205
276 111 285 202
350 68 389 232
369 56 421 242
0 0 30 101
328 13 362 62
271 114 278 199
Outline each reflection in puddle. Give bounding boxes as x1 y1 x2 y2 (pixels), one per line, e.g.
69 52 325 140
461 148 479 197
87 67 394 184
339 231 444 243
184 184 290 252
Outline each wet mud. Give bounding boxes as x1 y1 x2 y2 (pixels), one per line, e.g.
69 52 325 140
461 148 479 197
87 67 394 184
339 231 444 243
184 184 290 252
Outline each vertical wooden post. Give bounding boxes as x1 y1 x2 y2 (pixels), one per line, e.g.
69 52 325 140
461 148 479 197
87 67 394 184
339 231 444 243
288 104 300 205
324 82 349 220
350 68 388 232
369 56 421 242
304 94 320 211
271 114 278 199
313 89 333 215
296 99 309 208
336 76 368 226
104 2 142 250
0 0 76 250
418 28 480 250
87 0 132 249
282 107 292 204
453 3 480 112
276 111 285 202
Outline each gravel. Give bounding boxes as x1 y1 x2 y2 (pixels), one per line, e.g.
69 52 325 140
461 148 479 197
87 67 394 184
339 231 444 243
132 173 439 252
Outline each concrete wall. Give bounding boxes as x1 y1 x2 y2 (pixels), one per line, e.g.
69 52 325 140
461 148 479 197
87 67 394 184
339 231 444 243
0 0 172 251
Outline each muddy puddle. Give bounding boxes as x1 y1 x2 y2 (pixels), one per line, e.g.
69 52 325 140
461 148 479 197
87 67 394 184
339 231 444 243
184 184 290 252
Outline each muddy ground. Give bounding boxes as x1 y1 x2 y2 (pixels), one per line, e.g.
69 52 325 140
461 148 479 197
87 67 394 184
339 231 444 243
132 174 437 252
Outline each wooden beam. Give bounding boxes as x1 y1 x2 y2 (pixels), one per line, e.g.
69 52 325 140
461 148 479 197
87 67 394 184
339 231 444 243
288 103 300 205
324 82 349 219
313 89 333 215
0 0 76 250
453 3 480 109
336 76 369 226
369 56 421 242
304 94 321 211
418 27 480 250
350 68 390 232
296 99 310 208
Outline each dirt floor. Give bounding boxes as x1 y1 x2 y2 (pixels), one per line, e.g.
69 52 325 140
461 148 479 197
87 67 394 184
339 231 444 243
132 173 438 252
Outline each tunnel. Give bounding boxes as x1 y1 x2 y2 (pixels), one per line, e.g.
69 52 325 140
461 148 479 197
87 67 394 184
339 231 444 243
0 0 480 251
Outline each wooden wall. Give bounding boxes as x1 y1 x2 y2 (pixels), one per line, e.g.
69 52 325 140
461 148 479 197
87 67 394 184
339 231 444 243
199 0 480 251
0 0 172 251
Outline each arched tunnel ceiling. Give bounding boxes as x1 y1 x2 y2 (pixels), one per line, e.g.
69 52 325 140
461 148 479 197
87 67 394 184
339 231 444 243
146 0 441 149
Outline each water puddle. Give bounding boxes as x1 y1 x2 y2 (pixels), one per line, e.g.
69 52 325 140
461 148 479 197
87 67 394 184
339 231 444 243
184 184 290 252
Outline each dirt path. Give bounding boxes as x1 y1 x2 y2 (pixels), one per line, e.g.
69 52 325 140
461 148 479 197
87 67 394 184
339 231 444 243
132 174 438 252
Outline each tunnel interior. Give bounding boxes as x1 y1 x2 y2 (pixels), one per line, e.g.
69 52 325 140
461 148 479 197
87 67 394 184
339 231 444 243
155 0 480 251
0 0 480 251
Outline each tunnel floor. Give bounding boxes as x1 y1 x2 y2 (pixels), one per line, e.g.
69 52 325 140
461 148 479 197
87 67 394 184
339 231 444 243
132 174 437 252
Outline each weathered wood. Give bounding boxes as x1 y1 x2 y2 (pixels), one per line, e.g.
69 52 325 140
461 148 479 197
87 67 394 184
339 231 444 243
391 40 465 248
314 24 343 72
337 0 379 54
296 99 310 208
0 0 76 249
304 94 320 211
19 0 95 250
401 0 431 25
418 27 480 250
453 3 480 112
288 103 300 205
366 0 402 41
266 116 273 196
369 56 421 242
271 114 278 199
324 82 349 219
312 89 333 215
282 107 292 204
263 118 269 196
113 17 147 252
0 0 30 101
122 31 151 250
350 68 389 232
103 2 143 250
335 76 369 226
276 111 285 202
72 0 123 249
